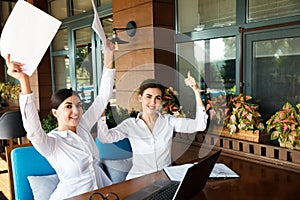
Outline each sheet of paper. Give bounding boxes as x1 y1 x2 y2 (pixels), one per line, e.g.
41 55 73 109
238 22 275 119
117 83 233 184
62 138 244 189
164 163 239 181
209 163 240 178
91 0 107 49
0 0 61 76
163 163 193 181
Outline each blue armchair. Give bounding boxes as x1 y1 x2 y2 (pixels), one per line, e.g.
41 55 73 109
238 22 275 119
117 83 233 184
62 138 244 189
95 138 133 183
10 138 133 199
11 145 56 200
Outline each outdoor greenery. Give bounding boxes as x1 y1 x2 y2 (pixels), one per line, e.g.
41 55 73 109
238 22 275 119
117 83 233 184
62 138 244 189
41 114 58 133
207 93 265 134
266 102 300 148
0 82 21 101
224 94 265 134
105 103 139 129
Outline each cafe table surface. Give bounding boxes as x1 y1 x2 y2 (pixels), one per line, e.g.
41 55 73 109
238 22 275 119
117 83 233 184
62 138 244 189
68 154 300 200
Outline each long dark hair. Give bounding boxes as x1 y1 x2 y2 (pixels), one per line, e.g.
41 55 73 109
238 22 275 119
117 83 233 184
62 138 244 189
50 88 81 109
138 79 166 96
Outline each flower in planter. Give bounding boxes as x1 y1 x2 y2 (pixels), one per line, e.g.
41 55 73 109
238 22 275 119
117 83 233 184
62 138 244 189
223 94 265 134
266 102 300 148
0 82 21 101
206 94 227 126
162 87 185 118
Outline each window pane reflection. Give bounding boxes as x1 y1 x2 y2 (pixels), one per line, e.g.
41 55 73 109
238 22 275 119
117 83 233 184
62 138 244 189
71 0 92 16
253 37 300 120
49 0 67 20
99 0 112 6
74 27 93 105
177 37 236 113
248 0 300 23
0 2 15 22
52 28 68 51
54 56 70 89
177 0 236 33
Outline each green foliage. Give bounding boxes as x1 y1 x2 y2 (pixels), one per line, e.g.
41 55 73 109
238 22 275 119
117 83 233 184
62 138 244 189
223 94 265 134
266 102 300 148
105 103 139 128
41 114 58 133
0 82 21 101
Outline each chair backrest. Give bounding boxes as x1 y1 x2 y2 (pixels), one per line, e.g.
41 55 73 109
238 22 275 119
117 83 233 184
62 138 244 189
11 146 55 200
95 138 132 160
0 111 26 139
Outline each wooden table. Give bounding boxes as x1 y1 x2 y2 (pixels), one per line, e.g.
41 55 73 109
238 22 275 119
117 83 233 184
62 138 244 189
68 154 300 200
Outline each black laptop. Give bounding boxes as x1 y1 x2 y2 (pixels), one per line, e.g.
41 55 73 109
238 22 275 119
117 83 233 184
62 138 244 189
124 149 222 200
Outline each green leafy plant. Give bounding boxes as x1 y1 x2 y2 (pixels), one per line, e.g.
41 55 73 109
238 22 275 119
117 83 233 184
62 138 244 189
0 82 21 101
41 114 58 133
105 103 138 128
266 102 300 148
223 94 265 134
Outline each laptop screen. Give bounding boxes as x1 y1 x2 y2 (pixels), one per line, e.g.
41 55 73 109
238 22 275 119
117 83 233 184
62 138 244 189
173 149 222 200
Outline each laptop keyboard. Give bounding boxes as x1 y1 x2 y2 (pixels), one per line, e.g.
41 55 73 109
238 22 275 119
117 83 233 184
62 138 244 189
148 181 180 200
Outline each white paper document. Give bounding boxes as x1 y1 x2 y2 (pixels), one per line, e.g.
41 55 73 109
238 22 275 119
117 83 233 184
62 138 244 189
91 0 107 49
164 163 239 181
209 163 240 178
0 0 62 76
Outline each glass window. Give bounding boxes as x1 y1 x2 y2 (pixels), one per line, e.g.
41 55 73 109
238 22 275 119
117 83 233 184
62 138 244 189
99 0 112 6
248 0 300 23
252 37 300 121
53 56 70 89
0 1 15 22
102 16 114 39
52 28 68 51
177 0 236 33
71 0 92 16
49 0 67 20
74 27 93 105
177 37 236 113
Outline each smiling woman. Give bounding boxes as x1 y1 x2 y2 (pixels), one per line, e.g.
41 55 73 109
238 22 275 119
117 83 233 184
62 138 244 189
4 39 116 199
97 73 208 180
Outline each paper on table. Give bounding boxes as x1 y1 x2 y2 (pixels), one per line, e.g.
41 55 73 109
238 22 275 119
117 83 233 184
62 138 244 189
0 0 61 76
91 0 107 49
209 163 240 178
164 163 239 181
163 163 194 181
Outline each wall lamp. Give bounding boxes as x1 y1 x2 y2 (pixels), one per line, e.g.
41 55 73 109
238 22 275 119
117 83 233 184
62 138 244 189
111 21 137 49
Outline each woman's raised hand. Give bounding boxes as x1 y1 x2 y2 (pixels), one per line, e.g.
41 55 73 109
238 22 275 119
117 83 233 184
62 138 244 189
5 54 31 94
184 71 199 91
5 54 27 81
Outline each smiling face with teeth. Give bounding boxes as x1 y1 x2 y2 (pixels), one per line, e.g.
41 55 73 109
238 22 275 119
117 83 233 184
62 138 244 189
52 95 83 133
138 87 163 115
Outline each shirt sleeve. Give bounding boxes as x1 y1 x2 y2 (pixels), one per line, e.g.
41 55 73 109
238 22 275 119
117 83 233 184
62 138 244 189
172 105 208 133
79 68 115 131
19 93 55 156
97 117 128 143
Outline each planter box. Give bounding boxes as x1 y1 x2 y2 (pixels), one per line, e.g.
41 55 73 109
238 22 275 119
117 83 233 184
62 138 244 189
208 126 269 144
221 129 269 144
279 141 300 151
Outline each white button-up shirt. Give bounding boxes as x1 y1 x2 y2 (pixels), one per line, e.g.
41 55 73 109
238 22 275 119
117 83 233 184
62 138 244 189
98 105 208 180
20 68 115 199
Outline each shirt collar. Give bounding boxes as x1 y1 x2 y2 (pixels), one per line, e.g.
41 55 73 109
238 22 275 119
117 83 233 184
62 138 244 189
135 111 162 122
